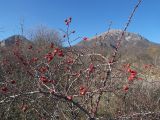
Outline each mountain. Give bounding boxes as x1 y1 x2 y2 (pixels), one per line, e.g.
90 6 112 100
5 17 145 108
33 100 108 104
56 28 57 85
76 29 160 65
1 31 160 65
0 35 30 47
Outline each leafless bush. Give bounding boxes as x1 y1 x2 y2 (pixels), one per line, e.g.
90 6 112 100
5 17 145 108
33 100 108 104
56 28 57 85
28 25 62 47
1 0 160 120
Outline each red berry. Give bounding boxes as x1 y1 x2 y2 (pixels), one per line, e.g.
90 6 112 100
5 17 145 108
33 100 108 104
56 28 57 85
69 17 72 22
50 89 55 94
11 80 16 84
53 48 59 54
28 45 32 49
66 21 69 25
58 50 64 57
123 85 129 91
44 52 54 63
79 86 87 95
64 19 68 23
127 68 132 73
1 86 8 92
67 96 72 100
80 86 85 90
83 37 88 41
128 76 134 81
88 63 95 73
40 76 48 83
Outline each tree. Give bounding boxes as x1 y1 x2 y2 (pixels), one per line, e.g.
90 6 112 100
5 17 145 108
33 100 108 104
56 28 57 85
28 25 62 47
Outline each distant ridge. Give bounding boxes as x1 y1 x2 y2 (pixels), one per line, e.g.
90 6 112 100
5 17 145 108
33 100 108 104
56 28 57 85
0 35 30 47
76 29 160 65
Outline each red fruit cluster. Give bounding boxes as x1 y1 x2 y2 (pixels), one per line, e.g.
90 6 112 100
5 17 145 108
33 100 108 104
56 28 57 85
39 76 48 83
11 80 16 84
83 37 88 41
44 52 54 63
1 86 8 92
88 63 95 74
53 48 59 53
67 95 73 100
58 50 64 57
64 17 72 26
127 68 137 81
44 48 64 63
123 85 129 92
53 48 64 57
50 89 55 94
79 86 87 95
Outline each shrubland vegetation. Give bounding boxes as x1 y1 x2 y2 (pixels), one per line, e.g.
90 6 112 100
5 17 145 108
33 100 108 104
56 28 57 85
0 0 160 119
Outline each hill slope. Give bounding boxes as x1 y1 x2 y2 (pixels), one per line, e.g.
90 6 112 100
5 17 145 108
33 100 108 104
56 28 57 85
76 29 160 65
0 35 30 47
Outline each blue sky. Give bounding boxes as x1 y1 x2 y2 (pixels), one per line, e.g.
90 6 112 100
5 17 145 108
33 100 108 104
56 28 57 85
0 0 160 45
